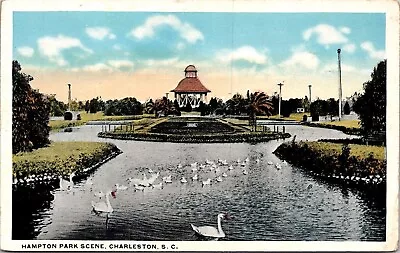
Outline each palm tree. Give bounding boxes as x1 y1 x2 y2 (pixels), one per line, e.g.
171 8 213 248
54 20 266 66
247 92 274 131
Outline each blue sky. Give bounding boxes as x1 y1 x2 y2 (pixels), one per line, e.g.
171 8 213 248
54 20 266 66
13 12 386 102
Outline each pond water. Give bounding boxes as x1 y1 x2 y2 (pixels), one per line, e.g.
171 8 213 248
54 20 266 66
15 123 386 241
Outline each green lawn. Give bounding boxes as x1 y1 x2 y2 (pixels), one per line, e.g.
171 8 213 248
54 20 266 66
306 141 385 160
13 141 119 177
49 111 155 131
319 120 361 129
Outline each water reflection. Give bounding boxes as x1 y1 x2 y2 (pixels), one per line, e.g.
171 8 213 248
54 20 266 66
12 124 385 241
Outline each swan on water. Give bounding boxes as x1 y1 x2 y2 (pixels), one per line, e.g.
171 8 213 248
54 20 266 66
192 167 198 173
59 172 75 191
256 158 260 163
216 176 222 182
190 213 230 239
267 161 273 165
115 183 128 191
133 184 145 191
242 169 248 175
91 190 116 213
152 182 163 189
191 162 198 167
228 165 234 171
222 173 227 178
180 177 188 183
192 174 198 181
178 163 183 169
275 164 282 170
202 178 211 186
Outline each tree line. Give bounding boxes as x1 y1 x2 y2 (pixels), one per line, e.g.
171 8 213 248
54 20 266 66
12 59 386 153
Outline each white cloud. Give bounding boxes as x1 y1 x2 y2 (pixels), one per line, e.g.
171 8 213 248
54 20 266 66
17 46 34 57
129 14 204 43
37 35 93 66
342 43 356 53
107 60 134 69
82 63 113 72
303 24 348 45
280 51 319 70
340 26 351 34
360 41 385 60
86 27 116 40
216 46 267 65
176 42 186 50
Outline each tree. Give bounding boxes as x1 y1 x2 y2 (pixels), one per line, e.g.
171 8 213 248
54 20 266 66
247 92 274 131
89 97 99 113
353 60 386 137
343 101 351 115
85 100 90 113
12 60 50 153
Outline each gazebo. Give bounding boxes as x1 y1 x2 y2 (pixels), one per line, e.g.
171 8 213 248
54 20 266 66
170 65 211 108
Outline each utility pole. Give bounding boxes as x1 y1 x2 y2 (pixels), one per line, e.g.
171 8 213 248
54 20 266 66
68 83 71 111
337 49 342 120
277 82 284 117
308 84 312 103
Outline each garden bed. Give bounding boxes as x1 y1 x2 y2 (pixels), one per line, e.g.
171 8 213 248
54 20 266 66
12 141 122 189
150 121 234 135
98 131 290 143
273 140 386 194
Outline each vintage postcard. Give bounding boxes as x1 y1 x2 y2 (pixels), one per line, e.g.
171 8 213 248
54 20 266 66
1 0 399 251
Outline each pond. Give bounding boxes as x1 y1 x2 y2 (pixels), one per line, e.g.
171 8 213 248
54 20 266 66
14 123 385 241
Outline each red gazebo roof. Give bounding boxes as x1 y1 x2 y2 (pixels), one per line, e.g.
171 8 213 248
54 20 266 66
171 77 211 93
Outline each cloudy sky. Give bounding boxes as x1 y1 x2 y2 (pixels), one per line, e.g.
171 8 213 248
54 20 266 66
13 12 385 102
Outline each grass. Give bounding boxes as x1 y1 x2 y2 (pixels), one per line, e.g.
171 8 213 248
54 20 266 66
319 120 361 129
305 141 385 160
13 141 119 178
49 111 155 131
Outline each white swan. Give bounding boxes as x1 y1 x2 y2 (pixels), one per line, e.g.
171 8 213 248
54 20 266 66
59 172 75 191
115 183 128 191
242 169 248 175
192 174 198 181
163 175 172 183
180 177 187 183
267 161 273 165
228 165 234 171
222 173 227 178
178 163 183 169
133 184 145 191
202 178 211 186
191 162 198 167
275 164 282 170
216 176 222 182
91 190 116 213
191 213 228 239
256 158 260 163
152 182 163 189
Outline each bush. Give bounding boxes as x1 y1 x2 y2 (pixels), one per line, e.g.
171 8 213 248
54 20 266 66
302 114 308 122
64 111 73 120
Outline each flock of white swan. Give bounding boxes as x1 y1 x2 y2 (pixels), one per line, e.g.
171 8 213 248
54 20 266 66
57 156 283 239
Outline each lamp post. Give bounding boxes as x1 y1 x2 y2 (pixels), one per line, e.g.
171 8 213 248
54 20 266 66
277 82 284 117
337 48 342 120
308 84 312 103
67 83 71 111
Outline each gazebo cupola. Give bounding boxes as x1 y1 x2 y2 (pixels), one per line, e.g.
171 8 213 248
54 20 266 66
171 65 211 108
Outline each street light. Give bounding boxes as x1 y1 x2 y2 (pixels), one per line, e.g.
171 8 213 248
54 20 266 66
337 48 342 120
277 82 284 117
308 84 312 103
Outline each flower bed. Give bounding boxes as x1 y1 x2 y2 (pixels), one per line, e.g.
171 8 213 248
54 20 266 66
273 140 386 194
98 131 290 143
12 142 122 189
